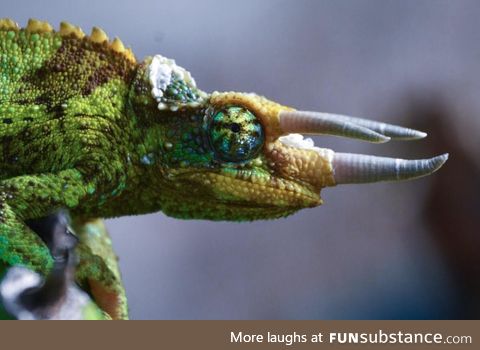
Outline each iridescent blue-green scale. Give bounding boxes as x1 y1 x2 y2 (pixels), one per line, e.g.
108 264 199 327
163 74 199 102
208 107 264 162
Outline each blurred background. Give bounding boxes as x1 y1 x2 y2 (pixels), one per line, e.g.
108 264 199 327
8 0 480 319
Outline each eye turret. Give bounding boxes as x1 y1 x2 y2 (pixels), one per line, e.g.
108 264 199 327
205 106 264 162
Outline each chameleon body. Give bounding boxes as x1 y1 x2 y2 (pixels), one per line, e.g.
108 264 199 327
0 19 447 319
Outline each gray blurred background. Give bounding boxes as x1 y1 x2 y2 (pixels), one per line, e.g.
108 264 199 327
8 0 480 319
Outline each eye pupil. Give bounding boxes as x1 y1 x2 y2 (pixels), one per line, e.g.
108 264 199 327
230 123 241 133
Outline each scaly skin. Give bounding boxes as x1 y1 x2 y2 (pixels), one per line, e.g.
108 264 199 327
0 19 138 319
0 19 446 319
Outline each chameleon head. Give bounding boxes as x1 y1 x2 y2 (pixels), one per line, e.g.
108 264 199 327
138 55 448 220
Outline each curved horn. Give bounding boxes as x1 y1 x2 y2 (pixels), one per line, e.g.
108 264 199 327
327 114 427 140
279 110 390 143
279 111 426 141
332 153 448 184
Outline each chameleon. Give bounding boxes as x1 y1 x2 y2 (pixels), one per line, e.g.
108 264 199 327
0 18 448 319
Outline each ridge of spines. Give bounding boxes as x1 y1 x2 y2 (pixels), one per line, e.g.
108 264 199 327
0 18 136 64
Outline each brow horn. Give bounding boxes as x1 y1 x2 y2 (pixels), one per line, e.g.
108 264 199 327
279 110 427 142
325 114 427 140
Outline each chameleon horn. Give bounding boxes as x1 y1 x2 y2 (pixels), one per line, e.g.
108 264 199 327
323 114 427 140
279 110 390 143
332 153 449 184
279 111 427 141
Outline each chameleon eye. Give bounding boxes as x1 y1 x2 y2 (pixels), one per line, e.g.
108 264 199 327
207 106 264 162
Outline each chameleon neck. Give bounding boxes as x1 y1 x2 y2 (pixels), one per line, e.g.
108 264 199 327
73 63 208 218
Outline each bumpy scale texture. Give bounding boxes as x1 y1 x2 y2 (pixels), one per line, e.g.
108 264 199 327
0 19 337 319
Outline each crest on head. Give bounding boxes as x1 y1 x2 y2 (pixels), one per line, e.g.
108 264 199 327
148 55 207 111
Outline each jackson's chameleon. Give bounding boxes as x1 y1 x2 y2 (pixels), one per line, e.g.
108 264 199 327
0 18 448 319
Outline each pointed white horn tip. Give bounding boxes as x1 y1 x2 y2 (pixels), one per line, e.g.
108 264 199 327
364 132 391 143
394 129 427 140
377 135 391 143
429 153 449 173
414 130 428 139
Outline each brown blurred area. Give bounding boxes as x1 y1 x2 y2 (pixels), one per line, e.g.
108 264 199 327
402 95 480 318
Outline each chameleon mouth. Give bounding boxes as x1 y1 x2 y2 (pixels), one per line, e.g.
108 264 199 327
277 110 448 185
